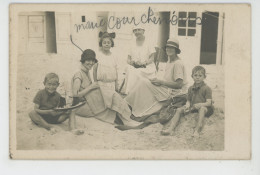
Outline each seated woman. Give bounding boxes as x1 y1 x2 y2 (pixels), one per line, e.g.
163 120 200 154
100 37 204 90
116 38 188 130
69 49 138 131
124 26 157 94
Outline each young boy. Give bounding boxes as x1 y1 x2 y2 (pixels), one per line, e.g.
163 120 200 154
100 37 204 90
29 73 70 134
161 66 213 137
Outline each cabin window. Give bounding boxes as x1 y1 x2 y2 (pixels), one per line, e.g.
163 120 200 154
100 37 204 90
178 11 197 36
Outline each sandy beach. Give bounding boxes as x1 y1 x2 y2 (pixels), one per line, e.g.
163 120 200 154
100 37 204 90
15 53 224 151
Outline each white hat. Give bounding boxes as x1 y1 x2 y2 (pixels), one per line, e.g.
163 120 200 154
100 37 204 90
132 25 145 32
166 38 181 54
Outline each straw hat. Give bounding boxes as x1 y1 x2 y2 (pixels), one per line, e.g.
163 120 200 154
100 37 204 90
166 38 181 54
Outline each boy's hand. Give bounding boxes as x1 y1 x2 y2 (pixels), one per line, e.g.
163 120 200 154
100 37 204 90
184 103 190 110
193 103 203 110
63 110 71 115
49 110 64 116
183 103 191 113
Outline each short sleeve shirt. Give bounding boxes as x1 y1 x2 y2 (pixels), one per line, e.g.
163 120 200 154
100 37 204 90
187 82 212 106
163 59 188 95
33 89 61 110
72 68 92 92
164 59 187 82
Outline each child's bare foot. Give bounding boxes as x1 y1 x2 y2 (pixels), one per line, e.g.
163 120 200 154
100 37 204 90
161 127 173 136
160 121 174 136
193 130 200 138
50 127 58 135
161 130 171 136
71 129 84 135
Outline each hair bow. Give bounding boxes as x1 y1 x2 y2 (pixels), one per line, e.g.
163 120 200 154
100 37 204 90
99 31 116 39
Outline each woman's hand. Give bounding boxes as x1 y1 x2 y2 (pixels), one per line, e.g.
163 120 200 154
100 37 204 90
90 82 100 90
136 61 147 66
127 60 134 66
135 61 142 66
129 60 135 66
150 78 162 86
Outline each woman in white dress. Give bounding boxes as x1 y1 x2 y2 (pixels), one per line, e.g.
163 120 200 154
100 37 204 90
92 32 139 126
124 26 157 94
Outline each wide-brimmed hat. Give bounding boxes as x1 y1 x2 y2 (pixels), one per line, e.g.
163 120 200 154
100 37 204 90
166 38 181 54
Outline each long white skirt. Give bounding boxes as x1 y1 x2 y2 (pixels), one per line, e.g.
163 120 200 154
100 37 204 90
125 64 156 94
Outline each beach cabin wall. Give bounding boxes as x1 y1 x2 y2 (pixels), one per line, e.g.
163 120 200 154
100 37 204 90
18 10 225 69
18 11 99 55
169 10 225 67
18 12 49 54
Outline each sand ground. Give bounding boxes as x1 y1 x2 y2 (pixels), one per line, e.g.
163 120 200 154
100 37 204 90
15 53 224 151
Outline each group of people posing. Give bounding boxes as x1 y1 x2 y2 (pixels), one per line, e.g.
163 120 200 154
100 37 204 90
29 26 214 137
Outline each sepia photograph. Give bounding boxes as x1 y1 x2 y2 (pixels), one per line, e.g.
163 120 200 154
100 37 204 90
9 3 250 159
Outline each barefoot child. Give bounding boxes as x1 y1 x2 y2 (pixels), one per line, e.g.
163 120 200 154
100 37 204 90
161 66 213 137
29 73 71 134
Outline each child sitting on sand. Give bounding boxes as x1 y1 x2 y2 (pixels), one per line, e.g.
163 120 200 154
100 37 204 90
161 66 214 137
29 73 71 134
